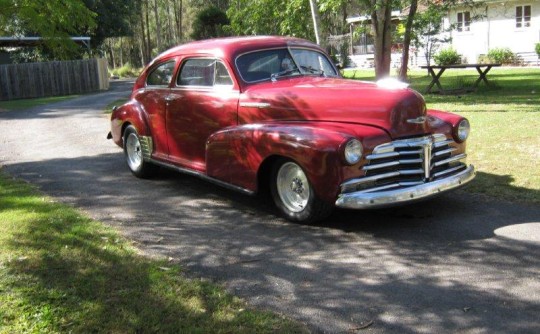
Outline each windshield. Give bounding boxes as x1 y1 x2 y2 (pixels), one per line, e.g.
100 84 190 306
236 48 338 83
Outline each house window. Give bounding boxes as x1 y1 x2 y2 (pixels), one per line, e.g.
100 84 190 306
457 12 471 32
516 5 531 28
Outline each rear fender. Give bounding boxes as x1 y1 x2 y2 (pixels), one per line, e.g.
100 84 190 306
110 100 152 147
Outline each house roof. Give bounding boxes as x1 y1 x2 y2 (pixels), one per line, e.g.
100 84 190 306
0 37 91 49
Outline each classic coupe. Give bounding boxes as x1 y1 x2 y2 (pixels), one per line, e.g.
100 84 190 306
108 36 475 223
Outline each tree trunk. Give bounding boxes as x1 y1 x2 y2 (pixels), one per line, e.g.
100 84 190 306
153 0 162 52
145 0 152 62
108 39 115 68
399 0 418 81
120 37 124 67
139 3 148 65
370 0 392 79
308 0 324 47
173 0 183 43
166 0 173 47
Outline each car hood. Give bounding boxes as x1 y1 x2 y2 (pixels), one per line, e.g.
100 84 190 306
238 77 428 139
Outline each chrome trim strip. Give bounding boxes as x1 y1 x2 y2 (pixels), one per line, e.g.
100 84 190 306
239 102 271 108
358 181 425 194
149 159 256 196
433 147 457 157
433 139 454 148
432 153 466 167
341 169 424 193
139 136 153 161
362 158 423 171
406 116 427 124
335 165 475 209
366 150 421 160
433 164 466 178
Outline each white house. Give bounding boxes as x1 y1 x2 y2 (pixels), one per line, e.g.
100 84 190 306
446 0 539 64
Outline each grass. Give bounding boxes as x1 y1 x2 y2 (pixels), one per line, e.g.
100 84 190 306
104 98 129 114
0 172 308 333
343 67 540 204
0 95 78 112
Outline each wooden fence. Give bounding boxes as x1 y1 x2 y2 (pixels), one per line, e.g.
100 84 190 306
0 58 109 101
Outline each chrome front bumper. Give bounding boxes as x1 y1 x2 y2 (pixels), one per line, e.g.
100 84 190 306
335 165 476 209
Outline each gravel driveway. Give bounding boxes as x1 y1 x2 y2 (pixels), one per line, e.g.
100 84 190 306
1 81 539 333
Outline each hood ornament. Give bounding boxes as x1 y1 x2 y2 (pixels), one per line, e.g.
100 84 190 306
407 116 427 124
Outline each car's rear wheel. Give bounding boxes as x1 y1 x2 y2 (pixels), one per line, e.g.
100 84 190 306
270 159 332 223
123 125 157 178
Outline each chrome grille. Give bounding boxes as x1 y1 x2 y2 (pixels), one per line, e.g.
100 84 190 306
341 134 467 194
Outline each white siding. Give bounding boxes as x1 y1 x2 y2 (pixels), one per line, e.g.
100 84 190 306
447 0 539 63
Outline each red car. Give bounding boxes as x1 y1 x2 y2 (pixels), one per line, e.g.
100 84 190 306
108 36 475 223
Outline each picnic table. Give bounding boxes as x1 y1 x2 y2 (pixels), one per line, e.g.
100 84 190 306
420 63 501 94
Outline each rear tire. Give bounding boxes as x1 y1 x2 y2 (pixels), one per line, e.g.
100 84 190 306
123 125 157 178
270 158 333 223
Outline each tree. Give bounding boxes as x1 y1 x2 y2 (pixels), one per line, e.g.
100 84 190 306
308 0 323 46
368 0 393 79
0 0 96 60
398 0 480 80
412 4 451 66
227 0 314 40
83 0 137 48
398 0 417 81
191 6 230 40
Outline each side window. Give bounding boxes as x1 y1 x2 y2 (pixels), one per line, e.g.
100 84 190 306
146 61 175 86
177 59 233 88
215 62 233 86
178 59 215 86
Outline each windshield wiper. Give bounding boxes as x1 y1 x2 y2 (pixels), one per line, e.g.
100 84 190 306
300 65 325 76
270 68 300 81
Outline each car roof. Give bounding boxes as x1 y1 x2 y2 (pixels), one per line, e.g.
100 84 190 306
155 36 324 62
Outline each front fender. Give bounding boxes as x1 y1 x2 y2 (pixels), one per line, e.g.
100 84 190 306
110 100 152 147
206 122 390 203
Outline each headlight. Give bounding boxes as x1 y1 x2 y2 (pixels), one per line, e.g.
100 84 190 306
344 139 363 165
455 119 470 142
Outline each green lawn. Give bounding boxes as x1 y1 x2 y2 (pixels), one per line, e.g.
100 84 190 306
0 95 79 112
344 67 540 204
0 173 307 333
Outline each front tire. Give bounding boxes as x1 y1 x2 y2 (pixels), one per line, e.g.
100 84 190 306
123 125 157 178
270 159 333 223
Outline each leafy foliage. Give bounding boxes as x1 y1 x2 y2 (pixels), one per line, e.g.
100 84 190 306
433 48 461 65
83 0 139 48
227 0 314 39
487 48 516 64
191 6 230 40
0 0 96 60
411 4 451 66
535 43 540 56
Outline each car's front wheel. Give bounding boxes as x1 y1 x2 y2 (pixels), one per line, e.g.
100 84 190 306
270 159 333 223
123 125 157 178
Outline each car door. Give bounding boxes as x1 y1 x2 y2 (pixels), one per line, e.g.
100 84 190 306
133 59 176 159
166 57 239 172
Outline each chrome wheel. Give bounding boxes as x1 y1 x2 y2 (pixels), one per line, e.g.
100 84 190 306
125 132 142 171
276 162 311 213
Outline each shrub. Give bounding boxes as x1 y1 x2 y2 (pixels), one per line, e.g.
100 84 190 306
477 54 490 64
487 48 515 64
111 63 140 78
433 48 461 65
536 43 540 56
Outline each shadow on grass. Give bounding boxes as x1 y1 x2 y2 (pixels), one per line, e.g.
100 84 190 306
1 177 305 333
464 171 540 204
